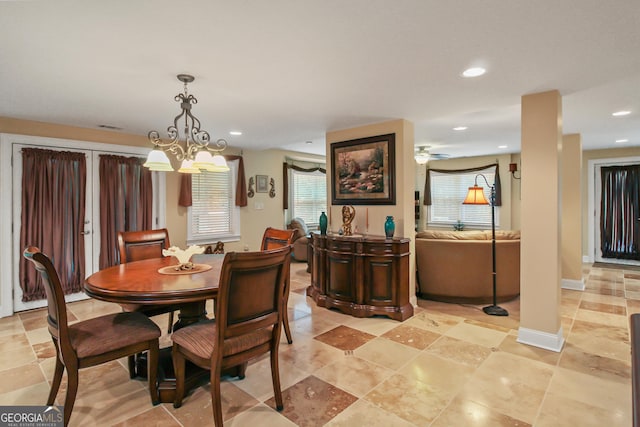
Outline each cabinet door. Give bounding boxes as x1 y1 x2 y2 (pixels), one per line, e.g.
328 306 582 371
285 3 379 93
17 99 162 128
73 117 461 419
327 252 356 302
362 257 396 306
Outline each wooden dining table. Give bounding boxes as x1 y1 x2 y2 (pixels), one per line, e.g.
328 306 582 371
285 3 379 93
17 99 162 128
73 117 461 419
84 253 225 403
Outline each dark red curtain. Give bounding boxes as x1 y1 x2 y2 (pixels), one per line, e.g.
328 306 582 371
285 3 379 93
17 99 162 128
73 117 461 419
600 164 640 260
19 148 87 301
99 155 153 268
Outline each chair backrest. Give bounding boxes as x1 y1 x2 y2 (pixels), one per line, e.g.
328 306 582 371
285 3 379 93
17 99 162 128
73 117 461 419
23 247 71 355
261 227 296 251
117 228 170 263
215 246 291 354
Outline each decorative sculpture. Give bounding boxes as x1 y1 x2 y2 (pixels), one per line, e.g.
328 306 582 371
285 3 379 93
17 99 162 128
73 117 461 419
269 178 276 198
162 245 205 270
341 205 356 236
247 176 255 198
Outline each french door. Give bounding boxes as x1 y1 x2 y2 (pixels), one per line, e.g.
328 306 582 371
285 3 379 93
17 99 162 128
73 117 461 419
595 161 640 266
8 138 165 313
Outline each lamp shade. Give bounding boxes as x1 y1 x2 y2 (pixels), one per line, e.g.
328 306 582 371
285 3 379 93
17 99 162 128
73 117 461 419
193 150 215 170
177 159 201 174
143 148 174 171
462 185 489 205
209 153 230 172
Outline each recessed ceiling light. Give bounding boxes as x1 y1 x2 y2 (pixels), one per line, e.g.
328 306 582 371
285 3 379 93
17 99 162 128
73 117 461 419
615 139 629 143
498 145 508 149
229 131 242 136
462 67 486 78
453 126 468 131
612 110 631 117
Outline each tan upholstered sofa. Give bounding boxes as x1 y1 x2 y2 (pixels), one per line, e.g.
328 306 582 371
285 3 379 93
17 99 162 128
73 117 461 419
415 229 520 304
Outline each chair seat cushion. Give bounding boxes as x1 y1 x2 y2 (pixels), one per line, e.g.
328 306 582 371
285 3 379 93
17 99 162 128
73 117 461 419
69 312 161 359
172 319 273 360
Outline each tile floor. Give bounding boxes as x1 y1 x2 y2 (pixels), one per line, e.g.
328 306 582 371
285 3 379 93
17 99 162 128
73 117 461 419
0 262 636 426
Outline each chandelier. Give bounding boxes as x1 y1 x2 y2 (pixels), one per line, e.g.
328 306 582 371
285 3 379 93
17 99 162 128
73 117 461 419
144 74 229 173
414 147 430 165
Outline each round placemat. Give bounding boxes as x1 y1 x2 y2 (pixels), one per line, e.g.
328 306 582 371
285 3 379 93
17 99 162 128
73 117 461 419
158 263 213 275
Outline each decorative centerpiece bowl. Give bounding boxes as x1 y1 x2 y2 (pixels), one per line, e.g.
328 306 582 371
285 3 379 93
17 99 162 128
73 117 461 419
162 245 204 270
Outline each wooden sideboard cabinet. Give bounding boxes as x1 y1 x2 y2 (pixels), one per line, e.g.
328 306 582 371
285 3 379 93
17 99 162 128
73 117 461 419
307 233 413 321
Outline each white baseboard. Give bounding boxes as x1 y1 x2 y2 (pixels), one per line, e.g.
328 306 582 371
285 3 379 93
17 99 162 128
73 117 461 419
561 278 585 291
517 326 565 352
583 255 591 263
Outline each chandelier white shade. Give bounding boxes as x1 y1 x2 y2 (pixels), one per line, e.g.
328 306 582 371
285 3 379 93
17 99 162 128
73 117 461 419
144 74 229 173
415 152 430 164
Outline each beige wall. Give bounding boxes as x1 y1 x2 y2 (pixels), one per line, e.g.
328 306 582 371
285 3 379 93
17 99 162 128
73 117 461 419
326 119 417 304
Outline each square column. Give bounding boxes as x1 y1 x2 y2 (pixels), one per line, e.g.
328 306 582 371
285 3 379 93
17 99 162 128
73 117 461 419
561 134 585 290
517 90 564 352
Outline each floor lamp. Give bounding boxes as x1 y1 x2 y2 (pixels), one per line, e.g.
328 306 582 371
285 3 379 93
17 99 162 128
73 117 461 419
462 174 509 316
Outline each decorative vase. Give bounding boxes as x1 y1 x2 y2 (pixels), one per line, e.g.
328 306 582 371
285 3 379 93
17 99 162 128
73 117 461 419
384 216 395 238
319 211 328 235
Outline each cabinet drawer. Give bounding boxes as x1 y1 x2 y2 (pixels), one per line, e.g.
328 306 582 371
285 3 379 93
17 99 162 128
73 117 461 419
328 240 356 253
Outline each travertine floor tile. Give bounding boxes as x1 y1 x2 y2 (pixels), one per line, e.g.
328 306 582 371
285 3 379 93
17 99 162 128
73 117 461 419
558 342 630 383
0 362 46 395
498 335 561 366
398 352 475 394
365 373 451 425
325 398 415 427
167 381 258 427
443 321 508 348
111 406 181 427
432 395 531 427
381 323 440 350
426 335 493 368
457 352 553 424
267 375 357 427
355 336 421 371
314 325 375 351
225 403 297 427
314 355 394 397
546 366 631 421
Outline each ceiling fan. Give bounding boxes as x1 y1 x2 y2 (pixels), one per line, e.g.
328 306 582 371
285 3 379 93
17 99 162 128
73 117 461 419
414 146 450 164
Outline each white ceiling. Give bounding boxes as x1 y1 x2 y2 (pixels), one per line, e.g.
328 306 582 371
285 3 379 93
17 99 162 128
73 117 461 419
1 1 639 158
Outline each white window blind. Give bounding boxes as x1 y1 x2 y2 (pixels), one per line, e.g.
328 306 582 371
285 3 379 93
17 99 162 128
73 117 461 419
428 166 499 228
187 160 240 244
290 169 326 226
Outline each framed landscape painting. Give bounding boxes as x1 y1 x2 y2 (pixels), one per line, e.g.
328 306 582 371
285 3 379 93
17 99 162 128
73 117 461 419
331 133 396 205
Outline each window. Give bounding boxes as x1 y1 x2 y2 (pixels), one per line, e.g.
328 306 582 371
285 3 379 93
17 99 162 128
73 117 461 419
187 159 240 244
290 169 327 226
428 166 499 228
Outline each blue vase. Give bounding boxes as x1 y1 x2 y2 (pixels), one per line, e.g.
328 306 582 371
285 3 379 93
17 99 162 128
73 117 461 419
384 216 395 238
319 211 328 235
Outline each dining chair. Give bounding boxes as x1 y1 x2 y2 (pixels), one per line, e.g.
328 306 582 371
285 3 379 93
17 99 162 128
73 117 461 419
171 246 292 426
117 228 175 377
261 227 296 344
23 247 161 427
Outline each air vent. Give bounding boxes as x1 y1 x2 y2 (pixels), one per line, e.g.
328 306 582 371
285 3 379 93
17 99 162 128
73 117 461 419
97 124 122 131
